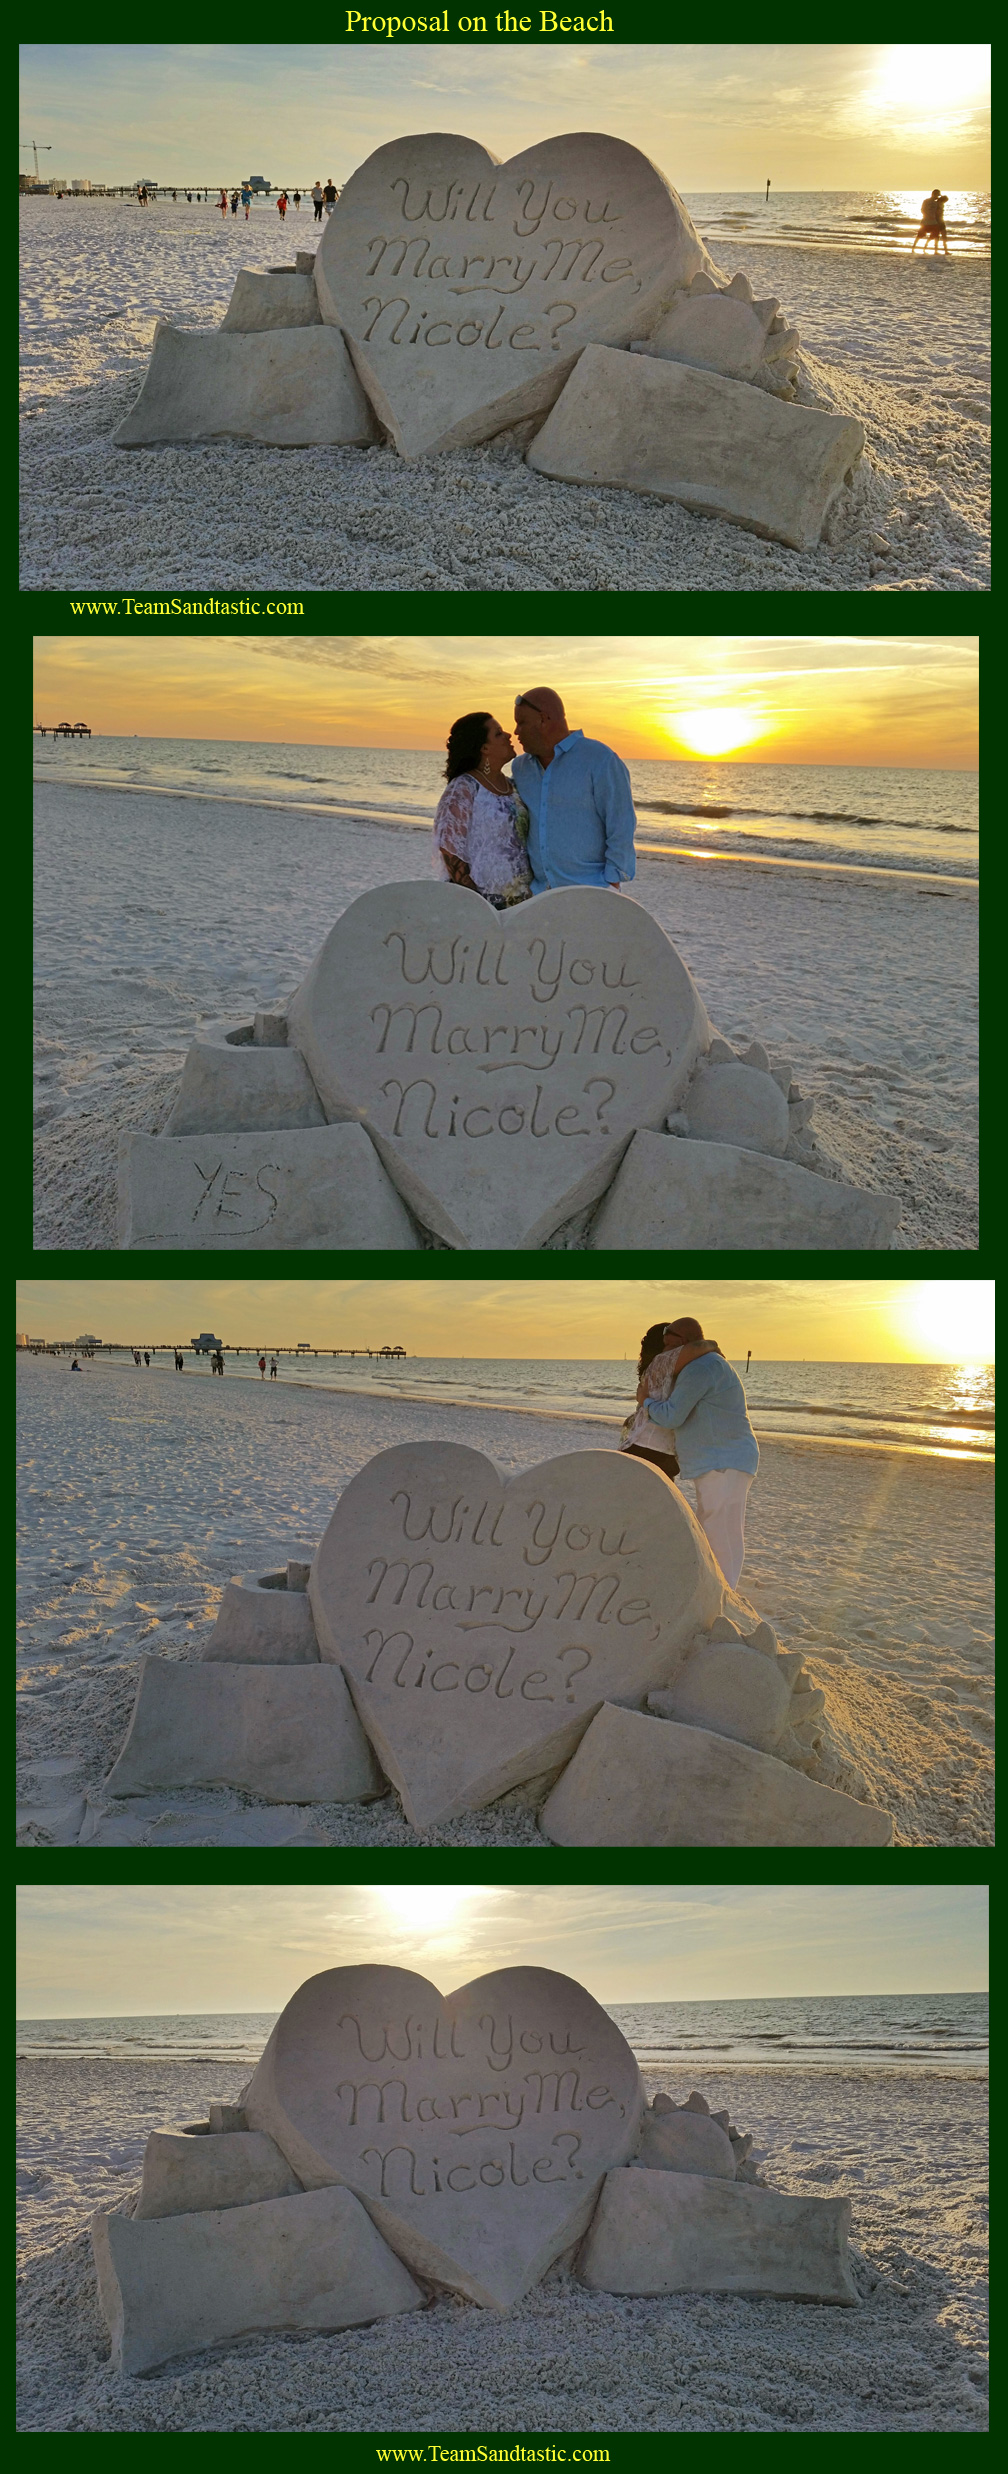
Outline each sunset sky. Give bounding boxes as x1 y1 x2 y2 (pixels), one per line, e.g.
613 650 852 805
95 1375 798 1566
15 1279 995 1363
33 635 979 769
19 44 991 191
16 1884 988 2014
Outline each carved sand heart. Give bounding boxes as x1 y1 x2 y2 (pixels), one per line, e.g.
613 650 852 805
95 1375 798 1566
286 884 710 1249
309 1442 725 1829
242 1963 643 2308
313 131 717 456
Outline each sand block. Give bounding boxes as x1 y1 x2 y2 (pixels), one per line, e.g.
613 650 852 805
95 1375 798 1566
578 2168 858 2304
648 1640 794 1753
92 2184 423 2376
102 1657 385 1805
219 269 322 330
526 346 864 551
164 1032 327 1137
313 132 719 459
113 324 378 448
135 2128 302 2220
540 1707 894 1845
309 1441 725 1830
684 1062 789 1158
118 1122 419 1250
636 290 775 381
286 884 711 1249
202 1574 320 1664
589 1131 901 1251
637 2107 736 2179
243 1962 643 2309
209 2104 249 2133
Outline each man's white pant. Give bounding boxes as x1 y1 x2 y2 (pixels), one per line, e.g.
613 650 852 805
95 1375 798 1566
692 1467 754 1591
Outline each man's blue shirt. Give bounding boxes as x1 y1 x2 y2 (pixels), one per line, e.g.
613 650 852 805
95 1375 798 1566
511 731 637 892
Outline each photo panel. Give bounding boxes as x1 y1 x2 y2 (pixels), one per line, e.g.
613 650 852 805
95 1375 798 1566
17 1275 993 1852
17 1876 989 2430
31 627 979 1257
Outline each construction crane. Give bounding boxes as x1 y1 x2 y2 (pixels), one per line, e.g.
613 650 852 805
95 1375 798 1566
20 139 52 184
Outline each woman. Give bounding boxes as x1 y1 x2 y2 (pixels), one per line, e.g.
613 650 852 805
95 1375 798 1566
619 1322 682 1478
636 1316 759 1591
432 712 532 908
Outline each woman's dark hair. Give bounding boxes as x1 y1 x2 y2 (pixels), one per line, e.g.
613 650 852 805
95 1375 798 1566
445 712 493 782
637 1322 673 1382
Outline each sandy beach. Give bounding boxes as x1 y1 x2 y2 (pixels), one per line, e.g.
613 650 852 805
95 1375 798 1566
16 2049 988 2431
32 785 979 1251
16 1356 994 1847
19 198 990 591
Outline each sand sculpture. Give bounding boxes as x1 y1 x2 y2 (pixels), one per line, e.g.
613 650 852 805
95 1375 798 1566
91 1962 859 2375
113 134 863 549
95 1445 894 1846
119 885 900 1251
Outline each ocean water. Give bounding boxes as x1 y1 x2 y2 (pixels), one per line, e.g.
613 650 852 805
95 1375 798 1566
32 736 979 883
687 189 991 259
47 1355 994 1462
15 1992 988 2073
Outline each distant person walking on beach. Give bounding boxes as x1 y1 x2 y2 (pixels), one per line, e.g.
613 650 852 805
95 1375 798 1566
636 1317 760 1591
912 190 949 255
175 1349 184 1370
270 1358 278 1379
312 181 324 220
292 189 301 210
212 1349 224 1375
323 178 338 215
765 177 771 200
277 191 288 221
218 188 227 215
241 184 252 220
511 687 637 893
230 189 239 216
258 1355 267 1377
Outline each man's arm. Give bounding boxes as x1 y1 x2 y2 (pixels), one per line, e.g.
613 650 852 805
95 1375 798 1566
645 1357 720 1429
596 748 637 884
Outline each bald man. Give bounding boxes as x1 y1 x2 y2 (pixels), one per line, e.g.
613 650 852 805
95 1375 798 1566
511 687 637 895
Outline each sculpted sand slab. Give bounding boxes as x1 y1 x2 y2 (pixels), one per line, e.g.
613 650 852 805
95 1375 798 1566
309 1442 725 1829
286 884 710 1248
314 132 717 456
243 1963 643 2308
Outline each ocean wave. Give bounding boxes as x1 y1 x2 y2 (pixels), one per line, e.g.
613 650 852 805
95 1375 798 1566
639 798 974 835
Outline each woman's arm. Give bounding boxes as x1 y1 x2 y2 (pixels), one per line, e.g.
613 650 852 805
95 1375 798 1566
433 774 478 886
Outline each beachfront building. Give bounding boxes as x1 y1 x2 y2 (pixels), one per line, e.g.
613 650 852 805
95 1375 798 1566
190 1332 223 1354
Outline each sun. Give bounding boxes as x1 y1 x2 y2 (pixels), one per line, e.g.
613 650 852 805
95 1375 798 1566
373 1886 485 1933
662 706 773 759
893 1282 994 1363
862 44 989 133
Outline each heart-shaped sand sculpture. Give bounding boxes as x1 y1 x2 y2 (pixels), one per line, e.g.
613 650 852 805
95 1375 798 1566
313 132 718 457
309 1442 726 1828
242 1963 644 2307
286 885 710 1249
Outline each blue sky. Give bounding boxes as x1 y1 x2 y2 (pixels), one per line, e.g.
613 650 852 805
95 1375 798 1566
16 1884 988 2013
19 45 990 190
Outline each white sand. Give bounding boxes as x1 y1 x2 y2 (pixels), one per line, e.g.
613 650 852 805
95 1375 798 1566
20 198 989 591
32 786 979 1251
16 2054 988 2431
16 1357 993 1847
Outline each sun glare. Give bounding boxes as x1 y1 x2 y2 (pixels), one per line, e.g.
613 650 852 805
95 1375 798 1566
894 1282 994 1363
374 1886 485 1934
863 43 989 132
662 707 772 759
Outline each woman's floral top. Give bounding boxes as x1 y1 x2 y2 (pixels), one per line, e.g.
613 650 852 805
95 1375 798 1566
432 773 532 906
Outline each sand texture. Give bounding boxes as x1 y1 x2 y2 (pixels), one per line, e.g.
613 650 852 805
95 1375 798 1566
33 788 978 1252
16 1359 993 1847
20 199 989 591
16 2056 988 2431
